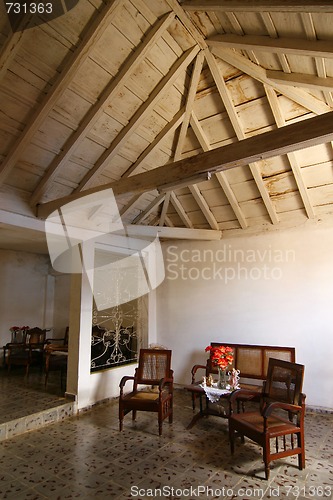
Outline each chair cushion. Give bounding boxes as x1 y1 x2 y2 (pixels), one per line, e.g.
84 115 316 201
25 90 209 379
231 411 300 436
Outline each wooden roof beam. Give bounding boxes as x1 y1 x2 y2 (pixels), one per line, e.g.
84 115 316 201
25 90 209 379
267 70 333 92
190 111 248 229
209 46 331 115
132 193 165 224
208 33 333 59
265 85 315 218
204 49 279 224
37 110 333 219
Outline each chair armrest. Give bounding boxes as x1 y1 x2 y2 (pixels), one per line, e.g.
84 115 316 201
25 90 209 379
159 377 173 392
191 364 206 383
229 388 262 413
46 338 66 345
119 376 135 395
45 344 68 353
262 401 303 418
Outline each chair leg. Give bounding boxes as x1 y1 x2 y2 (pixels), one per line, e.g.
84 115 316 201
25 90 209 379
298 432 305 470
132 410 137 421
119 408 124 432
264 462 270 480
229 424 235 454
264 435 271 480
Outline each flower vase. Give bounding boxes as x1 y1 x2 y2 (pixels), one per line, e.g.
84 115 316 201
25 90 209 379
217 368 228 389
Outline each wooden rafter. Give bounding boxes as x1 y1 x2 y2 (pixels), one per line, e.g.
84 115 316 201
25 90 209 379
301 12 333 107
132 193 165 224
260 12 291 73
30 11 175 206
264 85 315 219
267 70 333 92
122 107 185 180
37 110 333 219
170 192 194 229
159 192 171 226
209 46 332 115
181 1 333 12
190 111 248 229
204 48 279 224
208 34 333 59
0 0 124 187
75 45 200 192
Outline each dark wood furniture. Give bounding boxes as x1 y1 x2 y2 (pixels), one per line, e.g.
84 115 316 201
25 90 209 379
186 343 296 428
44 327 69 389
229 358 305 480
119 349 173 436
5 327 47 376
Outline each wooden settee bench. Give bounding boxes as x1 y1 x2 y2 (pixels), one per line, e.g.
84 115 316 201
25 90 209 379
186 342 295 428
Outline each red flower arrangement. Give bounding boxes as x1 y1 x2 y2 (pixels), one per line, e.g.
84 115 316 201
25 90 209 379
10 326 29 333
205 345 234 370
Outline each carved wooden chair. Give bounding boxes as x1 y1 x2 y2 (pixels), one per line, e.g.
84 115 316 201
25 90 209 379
228 358 305 480
119 349 173 436
6 327 47 376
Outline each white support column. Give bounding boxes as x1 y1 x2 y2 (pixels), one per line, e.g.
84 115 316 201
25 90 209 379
66 241 94 408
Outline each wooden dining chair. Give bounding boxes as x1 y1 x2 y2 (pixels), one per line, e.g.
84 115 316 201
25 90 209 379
119 349 173 436
6 327 47 376
228 358 305 479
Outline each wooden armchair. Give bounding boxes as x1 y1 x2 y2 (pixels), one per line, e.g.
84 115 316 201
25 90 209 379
44 327 69 389
228 358 305 480
119 349 173 436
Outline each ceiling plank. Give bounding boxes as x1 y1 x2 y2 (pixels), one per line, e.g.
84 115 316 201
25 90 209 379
210 46 332 115
267 70 333 92
0 14 33 85
31 11 176 206
265 85 315 218
208 34 333 59
181 1 333 13
37 110 333 219
204 48 279 224
0 0 124 187
75 44 200 192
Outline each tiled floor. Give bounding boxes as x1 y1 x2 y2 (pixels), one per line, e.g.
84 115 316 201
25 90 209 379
0 372 331 499
0 367 74 441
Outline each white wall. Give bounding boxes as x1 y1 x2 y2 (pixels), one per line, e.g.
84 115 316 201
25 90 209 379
0 249 52 345
156 222 333 410
0 249 71 349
